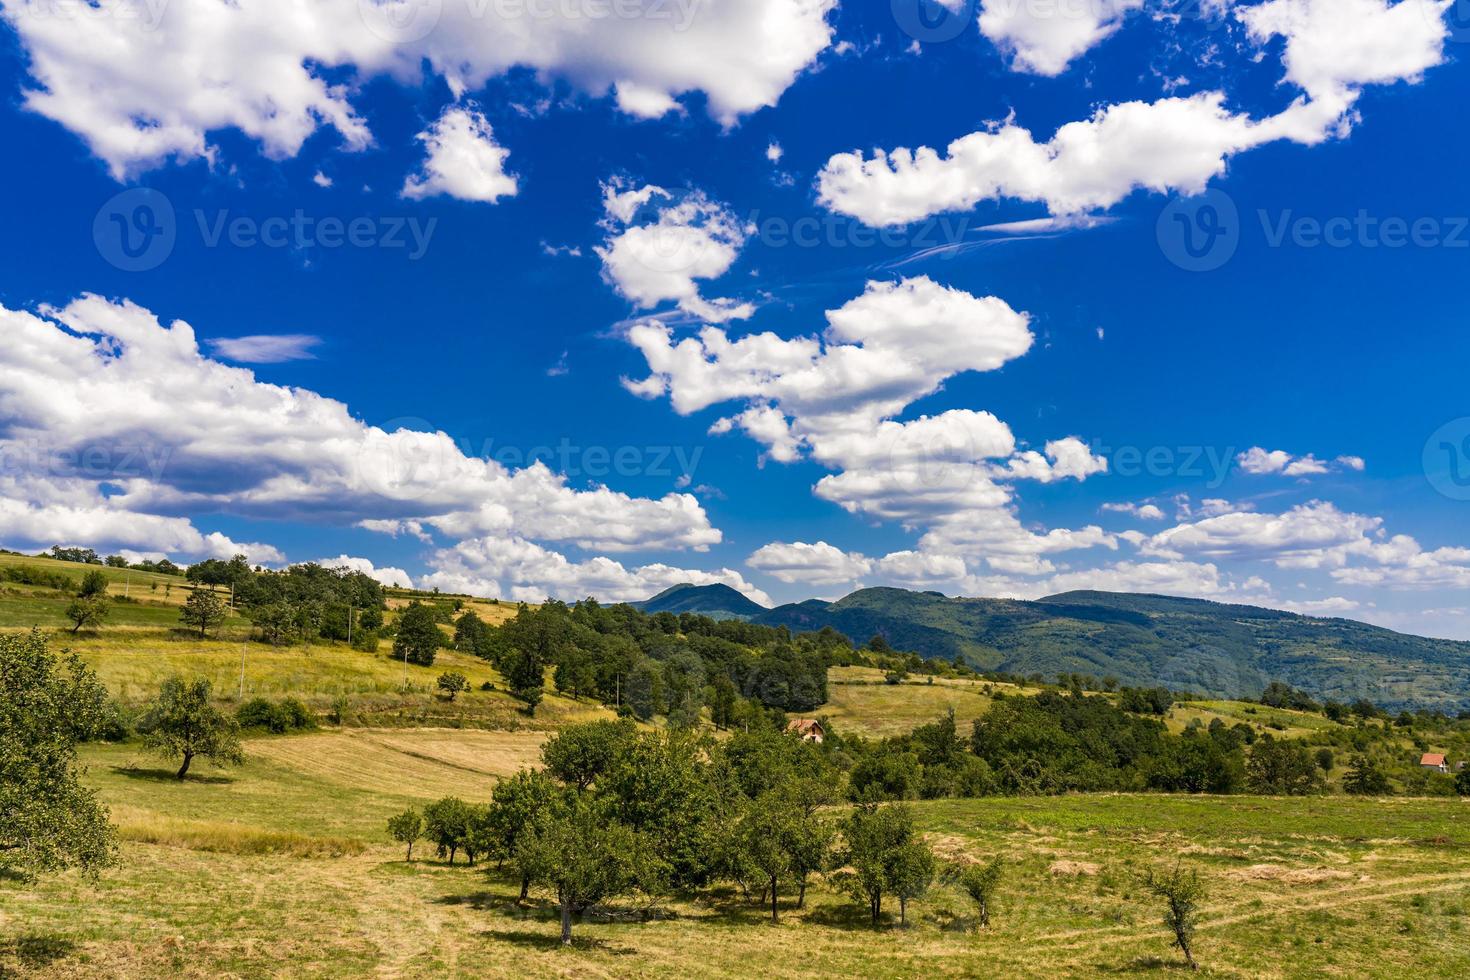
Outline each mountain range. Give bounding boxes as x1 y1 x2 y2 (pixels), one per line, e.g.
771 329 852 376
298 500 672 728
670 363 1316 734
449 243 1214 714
636 584 1470 711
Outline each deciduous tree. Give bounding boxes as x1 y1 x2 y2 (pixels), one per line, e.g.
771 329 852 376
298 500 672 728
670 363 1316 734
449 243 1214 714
141 676 244 780
0 630 117 882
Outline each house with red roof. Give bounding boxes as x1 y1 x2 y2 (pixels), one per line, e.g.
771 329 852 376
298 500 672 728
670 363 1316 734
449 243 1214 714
1420 753 1448 773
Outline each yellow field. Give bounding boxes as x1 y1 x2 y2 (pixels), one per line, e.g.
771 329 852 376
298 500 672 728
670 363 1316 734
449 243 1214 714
822 667 1024 737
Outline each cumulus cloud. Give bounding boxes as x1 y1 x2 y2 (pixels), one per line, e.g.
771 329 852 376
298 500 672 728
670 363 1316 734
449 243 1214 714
0 478 283 565
597 181 754 322
1236 447 1364 477
817 92 1341 224
0 294 720 560
627 276 1111 576
316 555 415 589
422 534 772 605
1102 501 1167 520
1 0 837 177
747 540 872 585
401 105 517 203
979 0 1144 76
817 0 1449 224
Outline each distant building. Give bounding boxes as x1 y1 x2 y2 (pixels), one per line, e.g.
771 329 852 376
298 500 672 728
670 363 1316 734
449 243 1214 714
1420 753 1448 773
786 718 825 744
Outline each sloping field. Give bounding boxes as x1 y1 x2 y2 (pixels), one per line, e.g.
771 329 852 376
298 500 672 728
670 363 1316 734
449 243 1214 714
247 729 546 798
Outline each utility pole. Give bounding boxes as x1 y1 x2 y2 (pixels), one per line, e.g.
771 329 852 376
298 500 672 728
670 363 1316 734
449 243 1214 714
347 604 354 646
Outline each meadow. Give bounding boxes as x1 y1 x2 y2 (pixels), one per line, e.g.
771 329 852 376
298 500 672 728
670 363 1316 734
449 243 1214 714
3 553 1468 977
2 731 1467 978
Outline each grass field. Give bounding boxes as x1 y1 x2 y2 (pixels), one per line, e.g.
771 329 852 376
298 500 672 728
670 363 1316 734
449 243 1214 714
2 729 1467 978
5 557 1469 976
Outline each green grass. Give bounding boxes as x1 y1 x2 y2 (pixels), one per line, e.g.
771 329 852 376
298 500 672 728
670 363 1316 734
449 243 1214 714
4 738 1468 977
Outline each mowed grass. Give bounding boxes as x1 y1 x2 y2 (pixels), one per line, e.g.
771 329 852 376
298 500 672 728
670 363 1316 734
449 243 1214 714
4 734 1469 978
823 667 1024 737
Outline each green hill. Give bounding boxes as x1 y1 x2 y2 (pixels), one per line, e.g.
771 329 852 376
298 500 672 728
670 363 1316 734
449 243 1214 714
633 582 769 620
747 587 1470 711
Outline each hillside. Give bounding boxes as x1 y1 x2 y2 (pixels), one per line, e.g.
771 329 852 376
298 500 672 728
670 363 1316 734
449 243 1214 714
633 582 769 620
652 584 1470 711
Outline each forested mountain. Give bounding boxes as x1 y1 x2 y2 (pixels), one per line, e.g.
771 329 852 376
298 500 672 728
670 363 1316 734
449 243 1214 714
645 584 1470 710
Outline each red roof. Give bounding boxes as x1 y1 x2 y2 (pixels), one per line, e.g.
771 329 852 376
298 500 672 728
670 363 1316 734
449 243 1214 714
787 719 823 734
1421 753 1446 766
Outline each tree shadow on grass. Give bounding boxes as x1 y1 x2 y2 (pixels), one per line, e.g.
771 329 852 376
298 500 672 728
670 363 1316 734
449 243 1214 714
799 902 884 931
109 765 235 785
473 928 639 956
1095 955 1194 972
0 933 76 974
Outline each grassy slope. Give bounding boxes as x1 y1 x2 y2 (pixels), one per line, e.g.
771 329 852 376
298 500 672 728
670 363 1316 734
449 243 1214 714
3 736 1468 978
5 578 1470 976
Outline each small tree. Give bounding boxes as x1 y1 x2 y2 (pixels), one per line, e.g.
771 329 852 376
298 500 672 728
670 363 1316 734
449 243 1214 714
1343 755 1393 795
515 793 661 946
140 677 245 780
838 802 920 927
955 856 1004 928
1457 766 1470 797
388 808 423 861
78 569 110 597
486 769 558 899
889 840 936 926
1314 747 1335 773
423 796 474 864
0 630 118 882
1142 860 1206 970
436 671 469 702
180 588 228 638
393 602 442 668
64 594 110 633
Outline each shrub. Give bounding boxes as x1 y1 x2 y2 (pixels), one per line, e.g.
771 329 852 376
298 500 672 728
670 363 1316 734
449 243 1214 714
236 697 317 734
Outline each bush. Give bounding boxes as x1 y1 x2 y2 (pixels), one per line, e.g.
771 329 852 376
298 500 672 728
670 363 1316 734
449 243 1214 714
236 697 317 734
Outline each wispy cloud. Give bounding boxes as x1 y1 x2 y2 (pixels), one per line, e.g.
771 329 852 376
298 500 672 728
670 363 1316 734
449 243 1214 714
207 334 323 364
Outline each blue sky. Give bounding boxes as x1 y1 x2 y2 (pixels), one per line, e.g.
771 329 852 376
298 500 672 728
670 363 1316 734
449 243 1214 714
1 0 1468 636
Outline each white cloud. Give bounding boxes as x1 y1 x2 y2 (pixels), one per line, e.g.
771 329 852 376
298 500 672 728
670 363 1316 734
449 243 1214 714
207 334 322 363
1238 0 1449 100
0 480 283 565
1144 501 1380 566
401 105 518 203
817 92 1339 224
1102 501 1167 520
979 0 1144 76
0 294 720 559
766 141 784 163
316 555 415 589
627 276 1111 576
818 1 1449 225
748 540 873 585
1236 446 1363 477
2 0 837 177
312 170 333 188
596 181 754 322
422 534 772 606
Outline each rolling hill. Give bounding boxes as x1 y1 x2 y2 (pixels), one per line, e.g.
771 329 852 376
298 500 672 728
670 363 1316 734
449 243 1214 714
633 582 770 620
644 584 1470 710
